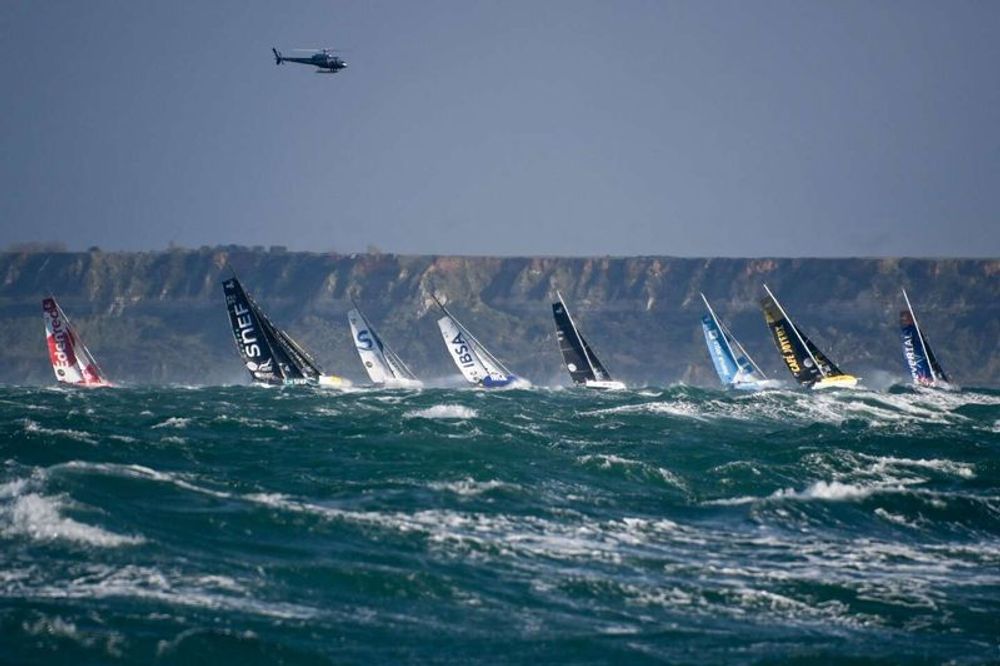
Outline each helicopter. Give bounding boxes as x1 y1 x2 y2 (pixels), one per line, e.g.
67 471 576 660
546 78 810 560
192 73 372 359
272 47 347 73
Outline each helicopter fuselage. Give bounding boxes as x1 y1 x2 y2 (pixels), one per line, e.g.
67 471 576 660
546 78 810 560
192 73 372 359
274 49 346 73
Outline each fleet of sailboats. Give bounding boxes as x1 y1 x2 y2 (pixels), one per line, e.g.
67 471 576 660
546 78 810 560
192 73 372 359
37 281 957 390
551 292 625 390
759 285 859 390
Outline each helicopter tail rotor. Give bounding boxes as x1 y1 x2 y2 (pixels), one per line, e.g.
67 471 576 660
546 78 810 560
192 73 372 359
272 47 283 65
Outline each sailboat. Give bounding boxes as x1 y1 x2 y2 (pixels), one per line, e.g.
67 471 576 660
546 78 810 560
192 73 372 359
759 284 859 389
222 277 350 387
434 296 525 388
899 289 951 388
699 293 778 391
347 302 422 388
551 292 625 390
42 297 112 387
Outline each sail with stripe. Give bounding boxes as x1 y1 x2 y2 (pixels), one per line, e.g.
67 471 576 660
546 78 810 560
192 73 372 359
699 293 770 389
759 284 857 389
42 297 111 387
434 297 519 388
900 289 950 386
348 305 420 387
551 292 624 389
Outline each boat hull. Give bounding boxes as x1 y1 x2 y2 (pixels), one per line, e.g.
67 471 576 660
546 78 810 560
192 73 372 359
480 375 530 389
375 378 423 389
732 379 782 391
811 374 860 390
584 379 627 391
317 375 352 388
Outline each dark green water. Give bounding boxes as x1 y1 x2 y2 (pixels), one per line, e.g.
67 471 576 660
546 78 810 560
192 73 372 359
1 385 998 664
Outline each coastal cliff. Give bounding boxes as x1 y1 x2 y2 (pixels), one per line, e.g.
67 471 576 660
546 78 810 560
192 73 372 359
1 249 997 386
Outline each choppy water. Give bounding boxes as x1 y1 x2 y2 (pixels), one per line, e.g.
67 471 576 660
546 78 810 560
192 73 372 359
1 385 998 664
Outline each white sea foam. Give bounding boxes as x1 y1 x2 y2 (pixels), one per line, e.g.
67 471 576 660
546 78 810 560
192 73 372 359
578 454 689 490
874 508 920 528
428 478 517 496
405 404 477 420
862 454 975 479
151 417 191 429
59 461 233 500
20 419 97 444
1 492 144 547
2 564 318 620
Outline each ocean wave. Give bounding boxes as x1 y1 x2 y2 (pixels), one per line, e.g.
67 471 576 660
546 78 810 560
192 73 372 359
0 564 318 620
20 418 97 444
404 404 478 420
151 417 192 429
427 478 519 496
1 491 144 548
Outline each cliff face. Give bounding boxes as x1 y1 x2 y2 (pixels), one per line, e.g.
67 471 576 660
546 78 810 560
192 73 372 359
1 250 997 386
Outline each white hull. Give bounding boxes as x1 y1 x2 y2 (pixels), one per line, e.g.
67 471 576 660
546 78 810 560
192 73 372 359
584 379 626 391
375 377 423 389
733 379 782 391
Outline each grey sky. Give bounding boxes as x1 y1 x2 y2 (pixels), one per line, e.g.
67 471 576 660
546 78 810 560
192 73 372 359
1 1 998 256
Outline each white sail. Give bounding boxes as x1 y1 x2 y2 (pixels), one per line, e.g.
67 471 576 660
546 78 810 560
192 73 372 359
348 308 395 384
437 315 491 384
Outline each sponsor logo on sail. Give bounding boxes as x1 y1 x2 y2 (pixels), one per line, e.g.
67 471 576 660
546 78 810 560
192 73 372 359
774 324 801 374
43 299 78 371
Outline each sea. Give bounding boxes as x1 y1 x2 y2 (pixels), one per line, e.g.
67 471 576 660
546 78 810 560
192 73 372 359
1 384 998 665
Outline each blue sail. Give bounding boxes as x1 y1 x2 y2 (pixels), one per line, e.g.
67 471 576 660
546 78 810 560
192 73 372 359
900 309 947 385
701 315 741 384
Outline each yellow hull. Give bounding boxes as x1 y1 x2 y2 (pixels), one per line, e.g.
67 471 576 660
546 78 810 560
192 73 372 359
317 375 352 388
812 374 859 390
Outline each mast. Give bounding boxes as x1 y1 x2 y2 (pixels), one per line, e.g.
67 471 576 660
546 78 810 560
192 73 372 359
762 284 828 378
556 291 600 379
57 299 109 383
725 329 768 379
901 288 938 383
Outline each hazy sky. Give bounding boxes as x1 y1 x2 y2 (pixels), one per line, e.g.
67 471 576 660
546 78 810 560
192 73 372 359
1 1 998 256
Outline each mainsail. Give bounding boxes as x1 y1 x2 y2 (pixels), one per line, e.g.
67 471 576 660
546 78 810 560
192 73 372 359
348 305 418 385
434 298 516 387
700 293 768 387
900 289 949 386
222 276 328 384
760 285 845 387
42 297 110 386
551 292 614 385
